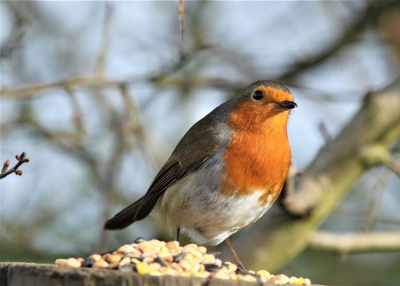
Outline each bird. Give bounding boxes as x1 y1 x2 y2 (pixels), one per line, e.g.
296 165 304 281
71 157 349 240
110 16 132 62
104 80 297 268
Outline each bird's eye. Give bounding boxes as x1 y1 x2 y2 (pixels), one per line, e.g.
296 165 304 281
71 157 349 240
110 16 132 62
252 90 263 100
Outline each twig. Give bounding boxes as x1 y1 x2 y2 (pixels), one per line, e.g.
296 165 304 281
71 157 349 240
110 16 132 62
0 75 126 99
65 87 85 137
318 121 332 143
309 231 400 254
0 49 210 100
95 2 114 77
179 0 186 41
0 74 375 103
0 152 30 179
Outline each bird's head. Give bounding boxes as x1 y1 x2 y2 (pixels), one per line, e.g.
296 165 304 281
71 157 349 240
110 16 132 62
229 80 297 131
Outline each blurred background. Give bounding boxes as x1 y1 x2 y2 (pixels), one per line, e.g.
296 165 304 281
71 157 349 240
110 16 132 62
1 1 400 285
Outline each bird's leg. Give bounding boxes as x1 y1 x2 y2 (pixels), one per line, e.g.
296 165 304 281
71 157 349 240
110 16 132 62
175 227 180 242
225 238 245 269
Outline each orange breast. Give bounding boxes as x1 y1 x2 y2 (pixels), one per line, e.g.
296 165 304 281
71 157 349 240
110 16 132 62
221 101 291 205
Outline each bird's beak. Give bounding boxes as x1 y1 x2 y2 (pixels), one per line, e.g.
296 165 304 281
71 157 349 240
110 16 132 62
275 101 297 110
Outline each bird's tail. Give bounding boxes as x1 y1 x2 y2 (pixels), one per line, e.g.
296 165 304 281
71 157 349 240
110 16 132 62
104 197 147 230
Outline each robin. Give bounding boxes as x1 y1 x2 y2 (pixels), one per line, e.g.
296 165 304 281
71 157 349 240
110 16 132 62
105 80 297 268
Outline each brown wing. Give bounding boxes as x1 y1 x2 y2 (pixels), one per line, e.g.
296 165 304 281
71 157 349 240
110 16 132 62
104 159 183 230
104 112 229 230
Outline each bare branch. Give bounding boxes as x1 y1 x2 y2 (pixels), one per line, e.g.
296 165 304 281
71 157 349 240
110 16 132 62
318 121 332 143
0 76 126 99
64 87 85 138
0 47 214 100
95 2 114 77
0 75 365 102
179 0 185 41
309 231 400 254
0 152 30 179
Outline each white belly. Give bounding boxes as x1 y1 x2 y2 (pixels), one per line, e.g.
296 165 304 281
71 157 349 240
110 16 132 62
159 174 275 245
185 190 274 245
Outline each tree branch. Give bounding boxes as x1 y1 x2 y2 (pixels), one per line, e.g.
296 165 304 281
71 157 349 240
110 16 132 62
0 47 211 100
95 2 114 78
0 152 30 179
179 0 185 41
308 231 400 254
0 76 126 99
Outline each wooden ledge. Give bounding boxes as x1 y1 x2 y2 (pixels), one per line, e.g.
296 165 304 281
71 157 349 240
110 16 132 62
0 262 322 286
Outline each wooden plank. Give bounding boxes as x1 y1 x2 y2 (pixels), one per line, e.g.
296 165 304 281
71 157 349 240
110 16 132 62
0 262 290 286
